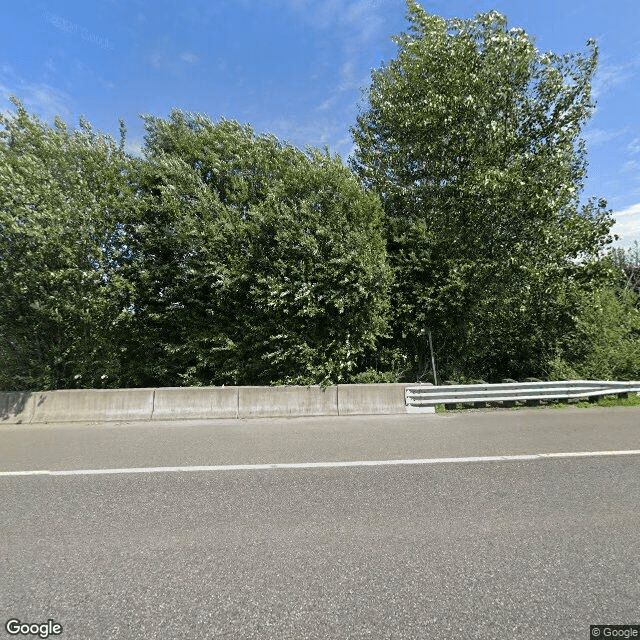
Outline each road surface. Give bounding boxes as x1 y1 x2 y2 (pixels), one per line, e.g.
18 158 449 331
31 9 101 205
1 407 639 639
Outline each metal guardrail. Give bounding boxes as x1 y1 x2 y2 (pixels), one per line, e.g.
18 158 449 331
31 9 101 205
405 380 640 407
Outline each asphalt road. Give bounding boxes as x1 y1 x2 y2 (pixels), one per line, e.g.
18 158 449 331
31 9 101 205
1 407 639 639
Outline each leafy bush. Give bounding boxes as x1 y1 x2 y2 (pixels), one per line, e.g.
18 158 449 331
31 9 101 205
0 105 392 390
545 287 640 380
348 369 399 384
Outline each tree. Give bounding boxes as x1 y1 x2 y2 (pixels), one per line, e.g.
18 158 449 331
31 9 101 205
543 242 640 382
545 286 640 381
605 241 640 296
0 99 135 391
127 111 391 386
350 2 617 382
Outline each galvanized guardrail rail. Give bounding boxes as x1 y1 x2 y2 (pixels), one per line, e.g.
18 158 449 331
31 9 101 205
405 380 640 408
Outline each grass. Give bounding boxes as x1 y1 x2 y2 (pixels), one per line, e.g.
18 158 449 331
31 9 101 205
434 393 640 413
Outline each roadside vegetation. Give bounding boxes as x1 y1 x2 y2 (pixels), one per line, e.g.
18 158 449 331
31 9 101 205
1 0 638 391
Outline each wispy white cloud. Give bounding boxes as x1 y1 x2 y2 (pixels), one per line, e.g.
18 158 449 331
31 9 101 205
622 159 639 173
627 137 640 155
316 96 339 112
260 114 352 156
295 0 387 113
611 203 640 247
24 84 74 119
584 127 627 146
72 59 115 91
0 67 74 122
342 0 386 45
314 0 349 29
237 0 386 131
264 0 387 49
592 59 638 99
180 52 199 64
316 58 365 112
337 59 358 92
149 50 164 69
148 41 200 72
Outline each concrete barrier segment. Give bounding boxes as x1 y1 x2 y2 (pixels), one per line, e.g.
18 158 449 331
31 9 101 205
153 387 239 420
238 385 339 418
337 383 435 415
0 392 36 424
30 388 155 423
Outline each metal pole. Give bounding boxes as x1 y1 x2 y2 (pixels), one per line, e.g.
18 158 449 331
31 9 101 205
428 329 438 386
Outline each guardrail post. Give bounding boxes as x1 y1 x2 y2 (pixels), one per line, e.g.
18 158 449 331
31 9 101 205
524 378 542 406
470 380 487 408
501 379 517 407
443 381 457 411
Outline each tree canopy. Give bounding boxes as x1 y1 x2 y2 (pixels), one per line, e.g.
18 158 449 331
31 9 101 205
0 99 134 390
0 104 391 390
350 1 618 381
125 111 391 386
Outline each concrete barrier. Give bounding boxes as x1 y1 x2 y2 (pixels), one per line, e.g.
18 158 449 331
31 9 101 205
337 383 435 415
238 385 338 418
153 387 238 420
30 388 155 423
1 383 436 424
0 392 36 424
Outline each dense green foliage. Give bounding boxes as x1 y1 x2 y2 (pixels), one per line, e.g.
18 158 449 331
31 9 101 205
549 242 640 382
123 112 391 386
350 2 620 382
0 101 135 390
545 286 640 381
0 103 390 390
1 2 638 391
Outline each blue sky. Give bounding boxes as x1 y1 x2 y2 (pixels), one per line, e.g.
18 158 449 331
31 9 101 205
2 0 638 248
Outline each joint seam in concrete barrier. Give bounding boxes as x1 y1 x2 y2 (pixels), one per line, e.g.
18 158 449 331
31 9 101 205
150 389 156 421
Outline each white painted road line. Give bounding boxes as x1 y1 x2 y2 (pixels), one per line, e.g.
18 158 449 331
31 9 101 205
1 449 640 477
